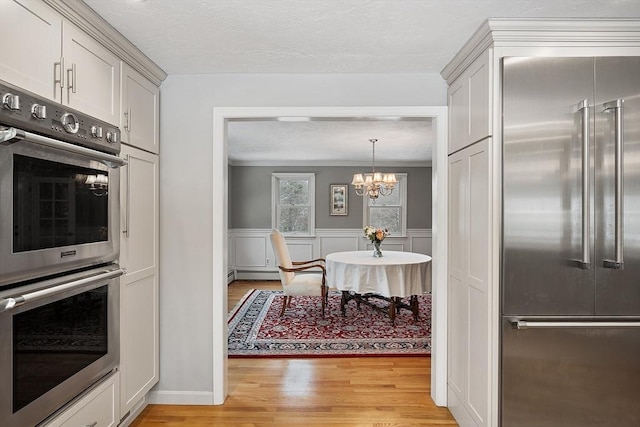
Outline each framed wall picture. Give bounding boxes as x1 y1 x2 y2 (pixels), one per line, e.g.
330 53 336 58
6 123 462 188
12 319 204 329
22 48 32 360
330 184 348 215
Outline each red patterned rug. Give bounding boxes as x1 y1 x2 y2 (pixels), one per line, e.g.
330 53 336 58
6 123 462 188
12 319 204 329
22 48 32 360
228 289 431 357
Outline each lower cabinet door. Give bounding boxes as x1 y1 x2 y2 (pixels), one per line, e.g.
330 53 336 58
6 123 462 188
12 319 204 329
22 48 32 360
447 138 492 427
120 272 159 417
44 372 120 427
119 144 159 416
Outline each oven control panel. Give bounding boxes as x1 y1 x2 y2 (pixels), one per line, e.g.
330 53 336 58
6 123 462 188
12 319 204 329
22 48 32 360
0 80 120 155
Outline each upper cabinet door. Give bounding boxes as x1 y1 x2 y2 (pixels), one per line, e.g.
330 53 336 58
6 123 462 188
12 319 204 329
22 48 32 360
467 49 491 143
62 22 120 125
448 78 469 154
119 144 159 276
0 0 62 100
121 63 160 153
447 49 492 154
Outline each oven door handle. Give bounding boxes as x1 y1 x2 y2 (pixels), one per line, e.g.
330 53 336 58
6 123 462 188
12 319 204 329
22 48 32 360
0 127 126 168
0 268 125 313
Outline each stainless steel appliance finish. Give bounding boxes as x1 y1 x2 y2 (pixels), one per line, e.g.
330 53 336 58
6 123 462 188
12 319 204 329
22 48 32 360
0 80 120 154
0 80 124 288
0 264 123 427
501 57 640 426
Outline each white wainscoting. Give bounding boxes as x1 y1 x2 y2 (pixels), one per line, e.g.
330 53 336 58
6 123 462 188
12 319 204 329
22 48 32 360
229 228 432 280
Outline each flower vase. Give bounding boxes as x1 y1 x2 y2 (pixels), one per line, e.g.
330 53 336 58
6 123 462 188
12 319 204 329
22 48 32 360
373 241 383 257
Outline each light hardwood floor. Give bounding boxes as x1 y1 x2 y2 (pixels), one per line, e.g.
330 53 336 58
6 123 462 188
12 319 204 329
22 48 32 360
130 280 457 426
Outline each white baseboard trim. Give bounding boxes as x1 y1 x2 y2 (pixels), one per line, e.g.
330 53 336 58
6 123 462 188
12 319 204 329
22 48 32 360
148 390 215 405
235 271 280 281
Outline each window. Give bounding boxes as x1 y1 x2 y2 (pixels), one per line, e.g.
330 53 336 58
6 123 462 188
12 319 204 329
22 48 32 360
272 173 315 236
363 173 407 237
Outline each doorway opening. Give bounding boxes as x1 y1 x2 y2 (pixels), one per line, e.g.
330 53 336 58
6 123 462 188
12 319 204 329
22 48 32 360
212 106 448 406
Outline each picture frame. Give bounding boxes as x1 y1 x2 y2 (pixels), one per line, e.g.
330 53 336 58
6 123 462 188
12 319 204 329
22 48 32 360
330 184 348 216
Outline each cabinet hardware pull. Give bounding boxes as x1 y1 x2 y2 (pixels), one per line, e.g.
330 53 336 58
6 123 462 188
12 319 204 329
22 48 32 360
86 422 98 427
67 63 77 94
602 99 624 270
54 57 65 89
124 108 133 132
123 154 131 238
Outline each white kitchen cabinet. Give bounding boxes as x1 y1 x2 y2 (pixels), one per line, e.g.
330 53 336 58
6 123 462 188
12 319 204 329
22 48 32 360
447 138 491 427
0 0 120 125
0 0 61 98
43 372 120 427
447 77 469 154
119 144 159 417
447 49 492 154
61 22 120 125
121 63 160 153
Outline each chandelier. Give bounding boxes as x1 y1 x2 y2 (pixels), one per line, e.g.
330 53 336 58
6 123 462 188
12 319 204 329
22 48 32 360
85 174 109 196
351 139 397 200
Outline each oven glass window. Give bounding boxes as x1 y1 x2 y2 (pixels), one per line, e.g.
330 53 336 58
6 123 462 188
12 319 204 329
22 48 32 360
12 285 108 412
13 155 109 252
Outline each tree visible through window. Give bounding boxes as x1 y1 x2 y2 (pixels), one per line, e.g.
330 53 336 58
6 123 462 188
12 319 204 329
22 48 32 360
272 173 315 236
363 173 407 236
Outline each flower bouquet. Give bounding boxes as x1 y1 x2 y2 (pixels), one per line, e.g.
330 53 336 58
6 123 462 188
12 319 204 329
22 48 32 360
364 226 389 257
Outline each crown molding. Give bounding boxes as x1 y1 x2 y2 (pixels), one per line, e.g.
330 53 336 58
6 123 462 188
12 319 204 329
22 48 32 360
44 0 167 86
441 18 640 84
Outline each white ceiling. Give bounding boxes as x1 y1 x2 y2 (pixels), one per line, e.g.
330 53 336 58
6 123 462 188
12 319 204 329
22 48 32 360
227 117 434 165
84 0 639 75
83 0 640 164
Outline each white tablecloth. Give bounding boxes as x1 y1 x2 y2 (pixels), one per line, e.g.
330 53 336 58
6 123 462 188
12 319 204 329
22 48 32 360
326 250 432 297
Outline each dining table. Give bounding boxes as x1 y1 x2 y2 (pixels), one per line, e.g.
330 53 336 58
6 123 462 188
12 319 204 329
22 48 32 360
325 250 432 324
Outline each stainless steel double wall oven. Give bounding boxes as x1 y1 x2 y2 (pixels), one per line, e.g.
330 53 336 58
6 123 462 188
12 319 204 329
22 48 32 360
0 80 125 427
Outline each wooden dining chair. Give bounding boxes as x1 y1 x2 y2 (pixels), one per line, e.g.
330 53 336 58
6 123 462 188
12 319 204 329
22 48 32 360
269 229 328 317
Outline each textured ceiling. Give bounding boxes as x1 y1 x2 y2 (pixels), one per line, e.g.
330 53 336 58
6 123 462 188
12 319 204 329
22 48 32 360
84 0 640 74
83 0 640 164
227 118 434 165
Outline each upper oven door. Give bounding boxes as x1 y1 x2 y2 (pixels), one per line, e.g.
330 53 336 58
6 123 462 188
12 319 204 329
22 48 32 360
0 128 125 288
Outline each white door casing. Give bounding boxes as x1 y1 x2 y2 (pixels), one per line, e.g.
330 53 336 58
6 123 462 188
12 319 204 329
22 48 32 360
211 106 448 405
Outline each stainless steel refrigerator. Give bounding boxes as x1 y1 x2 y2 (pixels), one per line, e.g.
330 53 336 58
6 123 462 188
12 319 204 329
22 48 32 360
501 56 640 427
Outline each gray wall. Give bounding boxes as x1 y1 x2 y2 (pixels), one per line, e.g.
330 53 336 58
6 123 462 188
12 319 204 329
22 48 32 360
159 72 446 397
229 165 432 229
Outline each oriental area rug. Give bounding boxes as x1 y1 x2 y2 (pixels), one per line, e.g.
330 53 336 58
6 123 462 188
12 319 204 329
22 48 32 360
228 289 431 357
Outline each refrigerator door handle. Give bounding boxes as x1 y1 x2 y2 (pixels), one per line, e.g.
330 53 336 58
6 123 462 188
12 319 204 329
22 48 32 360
603 99 625 270
575 100 591 269
569 100 591 270
513 320 640 329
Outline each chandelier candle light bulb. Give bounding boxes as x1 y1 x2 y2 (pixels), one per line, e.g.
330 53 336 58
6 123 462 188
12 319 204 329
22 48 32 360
351 139 397 201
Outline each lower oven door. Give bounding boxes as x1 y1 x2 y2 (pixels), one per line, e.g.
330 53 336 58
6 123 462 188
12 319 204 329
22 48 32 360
0 128 125 287
0 265 123 427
